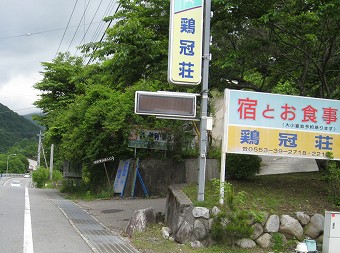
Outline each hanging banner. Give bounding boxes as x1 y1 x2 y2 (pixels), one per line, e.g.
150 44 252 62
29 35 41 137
223 89 340 160
168 0 204 85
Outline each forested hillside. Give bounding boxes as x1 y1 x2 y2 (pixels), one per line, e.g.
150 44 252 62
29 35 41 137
0 103 41 152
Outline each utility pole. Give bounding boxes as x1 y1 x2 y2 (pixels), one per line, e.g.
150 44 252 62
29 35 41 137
198 0 212 201
49 144 54 180
37 131 43 168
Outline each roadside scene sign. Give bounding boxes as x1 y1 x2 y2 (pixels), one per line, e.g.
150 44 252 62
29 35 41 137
135 91 197 118
222 89 340 160
128 129 171 150
168 0 204 85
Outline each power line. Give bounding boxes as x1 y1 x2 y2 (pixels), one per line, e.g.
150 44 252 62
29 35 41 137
74 0 105 55
86 2 121 65
67 0 91 52
0 22 101 41
55 0 80 57
89 0 117 44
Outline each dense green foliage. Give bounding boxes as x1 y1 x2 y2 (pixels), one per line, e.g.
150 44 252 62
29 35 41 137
210 179 255 245
7 138 38 159
211 210 254 244
33 0 339 190
226 154 262 179
0 138 39 174
32 167 49 188
0 104 41 152
0 153 29 174
323 160 340 206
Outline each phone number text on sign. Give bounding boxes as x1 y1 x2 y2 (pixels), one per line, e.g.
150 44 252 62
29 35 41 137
226 125 340 159
242 147 328 158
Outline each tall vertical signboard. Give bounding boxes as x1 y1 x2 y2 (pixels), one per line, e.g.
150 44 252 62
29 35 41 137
168 0 204 85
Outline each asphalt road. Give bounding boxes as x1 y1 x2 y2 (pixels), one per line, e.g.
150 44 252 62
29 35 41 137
0 177 94 253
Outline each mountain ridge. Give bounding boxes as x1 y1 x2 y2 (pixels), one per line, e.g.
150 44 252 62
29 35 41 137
0 103 42 152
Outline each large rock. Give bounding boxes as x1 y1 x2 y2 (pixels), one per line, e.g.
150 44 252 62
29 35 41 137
193 219 208 240
279 215 303 240
261 212 270 226
190 241 204 248
235 238 256 248
264 214 280 233
125 207 156 236
211 206 221 216
192 207 210 219
304 213 324 238
296 212 311 225
175 220 193 243
162 226 171 239
165 185 194 238
251 223 264 240
256 233 272 248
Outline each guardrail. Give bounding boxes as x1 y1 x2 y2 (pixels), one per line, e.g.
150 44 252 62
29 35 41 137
0 173 26 178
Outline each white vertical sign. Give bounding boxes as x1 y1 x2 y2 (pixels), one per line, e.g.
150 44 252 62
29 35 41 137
168 0 204 85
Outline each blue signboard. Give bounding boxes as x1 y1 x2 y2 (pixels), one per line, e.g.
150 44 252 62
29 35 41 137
113 159 131 195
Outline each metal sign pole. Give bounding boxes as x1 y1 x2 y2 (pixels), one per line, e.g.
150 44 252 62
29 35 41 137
198 0 211 202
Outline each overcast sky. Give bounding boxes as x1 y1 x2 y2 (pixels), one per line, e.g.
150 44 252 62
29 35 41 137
0 0 118 115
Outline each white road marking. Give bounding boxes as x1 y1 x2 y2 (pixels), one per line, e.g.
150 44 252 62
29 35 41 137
23 187 34 253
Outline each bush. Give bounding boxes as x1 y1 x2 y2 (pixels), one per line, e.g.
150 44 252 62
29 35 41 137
226 154 261 179
52 170 63 181
323 160 340 206
211 210 253 245
32 167 49 188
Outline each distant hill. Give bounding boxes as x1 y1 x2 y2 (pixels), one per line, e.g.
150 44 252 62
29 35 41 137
23 112 45 129
0 103 42 152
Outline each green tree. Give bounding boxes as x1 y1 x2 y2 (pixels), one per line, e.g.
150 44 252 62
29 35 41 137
32 167 49 188
82 0 170 90
33 0 340 192
0 154 28 174
7 138 38 159
210 0 339 99
33 52 85 132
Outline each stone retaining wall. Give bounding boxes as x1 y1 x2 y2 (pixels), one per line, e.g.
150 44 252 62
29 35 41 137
135 159 218 196
164 185 325 249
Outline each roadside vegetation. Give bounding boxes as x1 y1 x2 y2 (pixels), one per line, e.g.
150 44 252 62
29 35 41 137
132 171 340 253
131 153 340 252
32 167 63 188
29 0 339 196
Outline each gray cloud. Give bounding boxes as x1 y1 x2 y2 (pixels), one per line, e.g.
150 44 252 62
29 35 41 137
0 0 117 114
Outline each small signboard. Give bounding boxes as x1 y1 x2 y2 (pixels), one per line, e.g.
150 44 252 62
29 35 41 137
222 89 340 160
128 129 171 150
63 160 82 178
135 91 197 118
168 0 204 85
93 156 115 165
113 159 131 195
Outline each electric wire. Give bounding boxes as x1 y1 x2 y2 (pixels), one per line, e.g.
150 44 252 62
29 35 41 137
89 0 117 44
67 0 91 52
86 2 121 65
74 0 105 55
55 0 79 57
75 0 118 57
0 22 101 41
